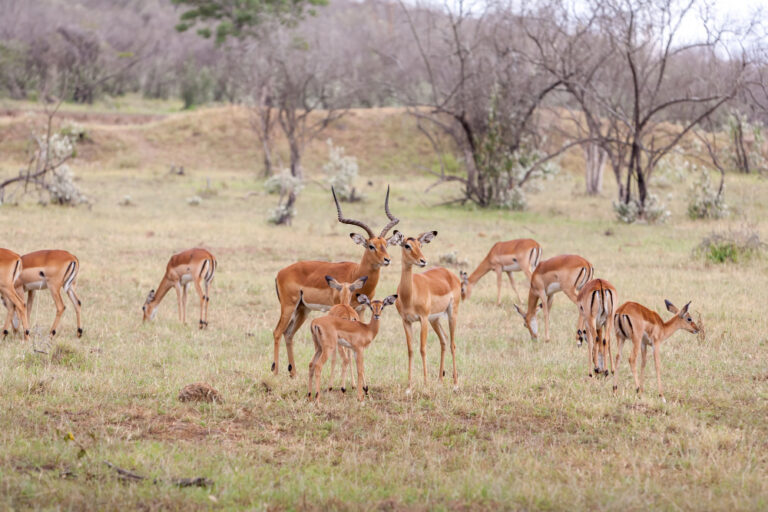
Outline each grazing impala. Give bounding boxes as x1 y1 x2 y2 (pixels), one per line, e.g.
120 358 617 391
309 293 398 402
513 254 593 342
0 248 30 342
613 299 699 402
5 250 83 338
392 230 462 391
142 248 217 328
325 275 367 392
460 239 541 305
272 187 399 377
576 279 617 378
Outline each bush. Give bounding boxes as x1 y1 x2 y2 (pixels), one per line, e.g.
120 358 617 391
687 170 728 220
613 193 670 224
264 169 303 196
48 165 87 206
696 227 764 263
323 139 361 201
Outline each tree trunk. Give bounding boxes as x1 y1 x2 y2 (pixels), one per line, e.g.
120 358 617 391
262 138 273 178
289 138 302 179
584 142 607 195
732 118 750 174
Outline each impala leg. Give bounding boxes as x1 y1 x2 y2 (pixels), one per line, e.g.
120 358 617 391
419 317 429 386
313 347 330 403
2 295 14 336
174 283 183 323
308 326 322 399
285 305 309 379
338 347 351 393
628 331 643 396
181 283 189 324
585 318 598 377
506 272 522 304
448 303 458 388
495 268 503 306
67 285 83 337
272 305 295 375
328 346 338 391
354 348 365 402
613 330 625 393
541 294 553 342
2 287 29 342
25 290 34 326
47 282 67 337
193 279 206 329
430 319 447 383
640 343 648 394
402 320 416 392
652 343 665 402
203 279 211 325
606 322 615 378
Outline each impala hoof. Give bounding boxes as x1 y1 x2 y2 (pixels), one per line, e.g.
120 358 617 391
636 387 640 394
271 362 276 372
612 385 618 392
2 329 7 337
405 388 412 396
603 370 609 377
363 386 369 396
660 395 667 403
341 387 346 393
453 385 459 392
51 330 56 336
77 327 83 338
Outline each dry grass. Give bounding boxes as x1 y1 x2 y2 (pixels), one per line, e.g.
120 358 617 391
0 104 767 510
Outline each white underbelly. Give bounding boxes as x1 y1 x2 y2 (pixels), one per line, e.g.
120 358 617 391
502 263 521 272
24 280 47 291
180 273 193 285
303 301 331 312
546 282 561 295
428 311 448 322
338 338 353 349
596 309 609 327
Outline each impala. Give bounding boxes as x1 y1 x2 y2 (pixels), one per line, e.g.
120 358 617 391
392 230 462 391
5 250 83 338
613 299 699 402
309 293 398 402
460 239 541 305
142 248 217 328
576 278 617 378
513 254 593 342
0 248 30 342
325 275 367 392
272 187 399 377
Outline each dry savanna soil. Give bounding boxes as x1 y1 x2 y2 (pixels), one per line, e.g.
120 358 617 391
0 100 767 510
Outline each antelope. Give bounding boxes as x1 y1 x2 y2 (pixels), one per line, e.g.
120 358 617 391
3 250 83 338
0 248 29 342
272 187 399 378
142 248 217 328
613 299 699 402
325 275 367 392
459 239 542 305
309 293 398 402
576 279 617 378
512 254 593 342
392 230 462 392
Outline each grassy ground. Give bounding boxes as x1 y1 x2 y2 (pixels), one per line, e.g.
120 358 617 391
0 104 767 510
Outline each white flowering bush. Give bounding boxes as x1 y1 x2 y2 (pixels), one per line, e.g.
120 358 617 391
687 170 728 220
265 169 303 196
268 203 296 225
323 139 361 202
48 165 87 205
613 194 670 224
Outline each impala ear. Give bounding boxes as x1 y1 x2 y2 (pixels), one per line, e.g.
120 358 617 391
325 275 342 290
356 293 371 307
350 233 367 246
418 230 438 244
387 230 404 246
513 304 525 318
664 299 679 314
145 289 155 303
383 294 398 306
681 301 691 315
459 270 468 284
351 275 368 290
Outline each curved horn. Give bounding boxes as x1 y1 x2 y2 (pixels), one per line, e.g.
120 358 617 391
379 185 400 237
333 186 374 239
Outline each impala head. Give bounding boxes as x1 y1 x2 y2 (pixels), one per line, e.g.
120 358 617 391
513 302 544 339
142 289 158 322
356 293 398 320
333 186 400 269
326 275 368 305
665 299 699 334
392 230 437 268
459 270 470 299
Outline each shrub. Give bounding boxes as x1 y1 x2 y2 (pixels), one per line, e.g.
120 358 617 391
696 227 764 263
687 170 728 220
265 169 303 196
48 165 88 206
323 139 361 201
613 193 670 224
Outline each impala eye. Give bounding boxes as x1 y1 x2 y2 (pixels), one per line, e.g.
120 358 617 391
368 244 375 250
404 244 411 250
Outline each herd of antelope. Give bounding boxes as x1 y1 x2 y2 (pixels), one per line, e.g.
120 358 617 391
0 187 699 404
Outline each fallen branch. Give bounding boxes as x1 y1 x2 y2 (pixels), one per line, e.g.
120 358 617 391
103 461 213 488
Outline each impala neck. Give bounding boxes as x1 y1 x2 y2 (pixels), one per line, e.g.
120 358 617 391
360 316 381 348
467 258 492 291
524 287 540 319
659 317 683 342
357 251 382 292
150 275 175 309
398 261 415 306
